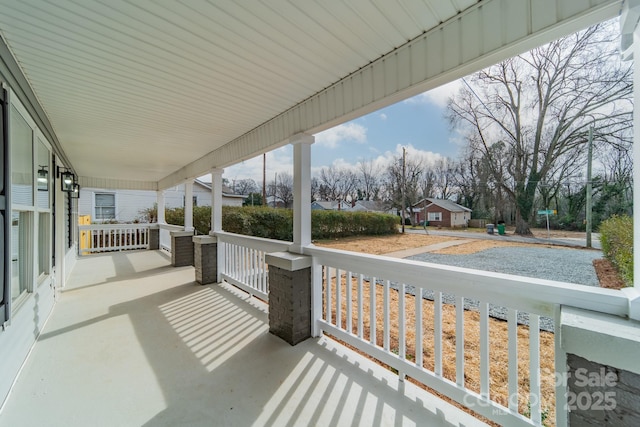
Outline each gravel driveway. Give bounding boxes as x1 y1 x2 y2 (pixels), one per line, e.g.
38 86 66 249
401 246 603 332
408 246 601 286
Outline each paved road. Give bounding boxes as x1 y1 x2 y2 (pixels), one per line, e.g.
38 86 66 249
404 228 601 250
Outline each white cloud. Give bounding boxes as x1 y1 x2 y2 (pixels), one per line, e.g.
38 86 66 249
379 113 387 120
220 146 293 184
311 144 445 177
314 123 367 148
405 80 462 108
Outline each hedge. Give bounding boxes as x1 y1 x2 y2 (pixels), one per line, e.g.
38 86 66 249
599 215 633 287
163 206 398 240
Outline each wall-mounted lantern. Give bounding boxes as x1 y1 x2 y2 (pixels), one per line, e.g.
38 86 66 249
57 167 76 192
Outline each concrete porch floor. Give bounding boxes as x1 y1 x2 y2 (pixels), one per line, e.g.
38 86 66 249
0 250 486 427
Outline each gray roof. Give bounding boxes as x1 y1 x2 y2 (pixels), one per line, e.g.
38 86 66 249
415 198 472 212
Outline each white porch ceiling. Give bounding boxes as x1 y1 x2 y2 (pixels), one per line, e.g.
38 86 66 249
0 0 621 189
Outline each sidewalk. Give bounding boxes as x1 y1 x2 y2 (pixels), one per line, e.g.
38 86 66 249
384 239 474 258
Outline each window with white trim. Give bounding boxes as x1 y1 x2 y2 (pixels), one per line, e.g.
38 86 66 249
428 212 442 221
95 193 116 220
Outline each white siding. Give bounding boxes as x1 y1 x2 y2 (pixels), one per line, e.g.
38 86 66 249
78 183 244 223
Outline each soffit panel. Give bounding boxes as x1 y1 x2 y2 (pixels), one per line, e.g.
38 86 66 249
0 0 619 189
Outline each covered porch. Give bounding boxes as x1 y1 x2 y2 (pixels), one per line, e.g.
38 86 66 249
1 1 640 426
0 250 481 426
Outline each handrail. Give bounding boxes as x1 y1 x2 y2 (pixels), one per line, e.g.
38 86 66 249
216 231 292 301
215 231 292 253
304 245 628 318
78 223 151 255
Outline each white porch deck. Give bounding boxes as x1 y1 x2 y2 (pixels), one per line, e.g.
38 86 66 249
0 251 485 427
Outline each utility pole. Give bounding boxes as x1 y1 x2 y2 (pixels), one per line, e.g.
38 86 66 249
586 126 593 248
262 153 266 206
401 146 406 234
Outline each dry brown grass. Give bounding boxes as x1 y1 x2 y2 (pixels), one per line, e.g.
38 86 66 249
433 240 544 255
324 276 556 426
320 234 558 425
315 234 458 255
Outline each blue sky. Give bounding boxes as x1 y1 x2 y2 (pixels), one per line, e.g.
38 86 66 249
220 80 463 184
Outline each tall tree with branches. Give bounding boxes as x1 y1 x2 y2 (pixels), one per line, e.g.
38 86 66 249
447 22 632 235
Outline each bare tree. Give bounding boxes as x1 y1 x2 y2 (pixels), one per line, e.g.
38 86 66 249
318 166 359 202
447 21 632 235
358 159 382 200
275 172 294 208
385 153 423 222
233 178 258 195
433 158 455 200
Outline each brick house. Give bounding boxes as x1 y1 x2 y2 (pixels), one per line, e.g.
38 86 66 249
413 198 472 228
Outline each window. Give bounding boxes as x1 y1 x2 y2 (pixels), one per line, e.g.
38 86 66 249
428 212 442 221
95 193 115 220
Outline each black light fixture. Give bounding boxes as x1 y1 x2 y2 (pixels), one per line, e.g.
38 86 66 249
71 183 80 199
57 166 76 192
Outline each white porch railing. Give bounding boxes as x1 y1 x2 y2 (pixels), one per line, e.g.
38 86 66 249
303 245 628 427
159 223 183 253
216 231 291 301
78 223 151 255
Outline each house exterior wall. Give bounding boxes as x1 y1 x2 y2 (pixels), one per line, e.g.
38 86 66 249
424 205 452 227
78 185 243 223
0 78 74 407
450 211 469 227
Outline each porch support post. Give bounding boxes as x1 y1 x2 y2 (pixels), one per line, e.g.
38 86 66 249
157 189 166 224
209 168 224 283
184 179 194 232
621 1 640 319
210 168 224 234
290 133 313 254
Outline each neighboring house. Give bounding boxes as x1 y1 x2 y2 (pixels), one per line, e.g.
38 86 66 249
351 200 392 214
311 200 352 211
78 179 245 223
412 198 472 228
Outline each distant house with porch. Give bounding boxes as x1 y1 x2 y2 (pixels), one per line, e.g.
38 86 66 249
79 179 245 223
412 198 472 228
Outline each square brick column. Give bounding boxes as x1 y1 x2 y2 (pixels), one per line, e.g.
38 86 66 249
193 235 217 285
148 225 159 250
171 230 194 267
265 251 312 346
561 306 640 426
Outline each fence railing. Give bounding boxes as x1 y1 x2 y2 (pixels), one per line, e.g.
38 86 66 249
78 223 151 255
216 231 292 300
159 223 183 253
303 245 628 427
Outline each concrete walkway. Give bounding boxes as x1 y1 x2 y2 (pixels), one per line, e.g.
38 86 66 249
0 251 486 427
384 239 474 258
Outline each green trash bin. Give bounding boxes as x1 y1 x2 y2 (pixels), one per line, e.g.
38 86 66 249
497 223 505 235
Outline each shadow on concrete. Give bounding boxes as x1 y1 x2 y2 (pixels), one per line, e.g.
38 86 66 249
2 251 481 427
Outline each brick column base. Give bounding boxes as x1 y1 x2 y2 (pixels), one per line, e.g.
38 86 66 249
148 226 159 250
265 252 312 346
193 235 218 285
561 306 640 426
171 231 194 267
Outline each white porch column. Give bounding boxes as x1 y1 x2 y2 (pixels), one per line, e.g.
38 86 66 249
184 179 194 232
621 1 640 319
210 168 224 234
157 190 166 224
290 133 314 254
